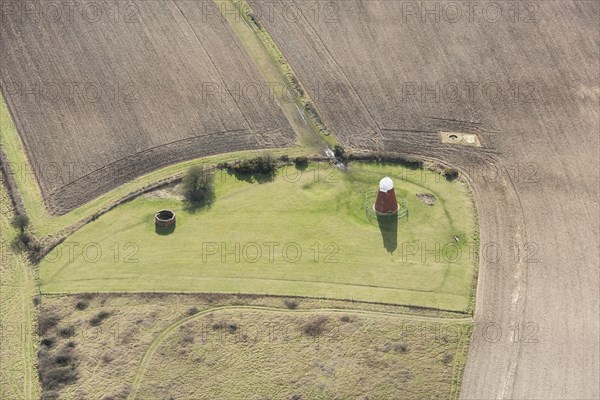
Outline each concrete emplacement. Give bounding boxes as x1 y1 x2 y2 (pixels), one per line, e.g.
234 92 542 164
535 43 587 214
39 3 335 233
155 209 176 227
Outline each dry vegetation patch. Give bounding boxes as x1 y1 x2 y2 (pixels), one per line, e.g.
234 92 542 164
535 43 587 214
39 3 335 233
37 293 470 399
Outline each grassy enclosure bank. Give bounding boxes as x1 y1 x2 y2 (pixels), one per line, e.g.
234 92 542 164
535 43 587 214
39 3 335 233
41 162 477 311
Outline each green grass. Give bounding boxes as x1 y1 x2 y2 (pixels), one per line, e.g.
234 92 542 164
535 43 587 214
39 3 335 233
41 162 477 311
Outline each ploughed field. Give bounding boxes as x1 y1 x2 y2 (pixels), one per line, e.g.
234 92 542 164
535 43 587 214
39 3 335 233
0 0 296 214
246 2 600 399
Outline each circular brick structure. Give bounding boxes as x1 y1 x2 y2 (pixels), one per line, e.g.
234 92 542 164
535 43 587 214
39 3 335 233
155 209 176 227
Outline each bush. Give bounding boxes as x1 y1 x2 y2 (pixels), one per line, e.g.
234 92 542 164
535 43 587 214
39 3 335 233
340 315 352 323
19 232 31 245
294 156 308 169
182 166 215 205
186 307 199 316
41 337 55 348
38 345 79 391
211 321 238 333
33 295 42 306
284 299 299 309
230 154 276 177
75 300 89 310
304 102 323 126
42 366 78 389
58 326 74 338
444 168 459 181
290 75 304 97
442 353 453 364
38 315 61 336
12 214 29 232
333 145 346 160
90 311 111 326
393 343 409 353
302 316 328 337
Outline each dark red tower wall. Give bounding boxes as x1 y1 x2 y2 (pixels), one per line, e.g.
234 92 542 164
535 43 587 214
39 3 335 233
375 188 398 213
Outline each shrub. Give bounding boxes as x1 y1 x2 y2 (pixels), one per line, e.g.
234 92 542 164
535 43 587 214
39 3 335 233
302 316 328 337
442 353 453 364
186 307 199 316
294 156 308 169
290 75 304 97
333 145 346 160
393 343 409 353
211 321 226 330
33 295 42 306
11 214 29 232
284 299 299 309
211 321 238 333
19 232 31 245
304 102 322 126
41 337 55 348
230 154 276 177
58 326 74 338
444 168 459 181
182 166 215 205
41 366 78 389
340 315 352 323
38 315 61 336
38 345 79 391
75 300 89 310
90 311 111 326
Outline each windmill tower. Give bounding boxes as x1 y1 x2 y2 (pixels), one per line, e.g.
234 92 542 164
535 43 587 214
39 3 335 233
374 177 399 215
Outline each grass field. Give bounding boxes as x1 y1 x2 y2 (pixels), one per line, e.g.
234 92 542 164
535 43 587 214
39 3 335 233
40 162 477 311
0 176 41 399
37 293 471 400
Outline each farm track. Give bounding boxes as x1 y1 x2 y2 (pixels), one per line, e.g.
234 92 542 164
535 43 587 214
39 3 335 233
0 0 297 214
247 1 599 398
0 177 40 400
127 305 473 400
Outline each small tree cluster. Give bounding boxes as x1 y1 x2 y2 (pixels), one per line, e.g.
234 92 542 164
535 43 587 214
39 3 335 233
229 154 276 176
182 166 215 205
12 214 29 233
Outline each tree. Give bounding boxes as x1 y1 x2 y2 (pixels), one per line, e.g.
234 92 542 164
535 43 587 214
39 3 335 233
182 166 215 205
12 214 29 233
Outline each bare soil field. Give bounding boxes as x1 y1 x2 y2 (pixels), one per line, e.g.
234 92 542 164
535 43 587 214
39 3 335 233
247 1 600 398
0 0 296 214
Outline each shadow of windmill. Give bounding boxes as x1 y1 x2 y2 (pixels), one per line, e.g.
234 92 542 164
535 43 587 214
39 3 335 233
376 215 398 253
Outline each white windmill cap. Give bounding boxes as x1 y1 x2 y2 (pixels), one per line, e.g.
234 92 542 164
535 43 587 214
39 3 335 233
379 176 394 192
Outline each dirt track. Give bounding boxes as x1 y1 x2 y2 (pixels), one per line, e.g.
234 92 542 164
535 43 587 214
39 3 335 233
248 0 599 398
0 0 296 214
